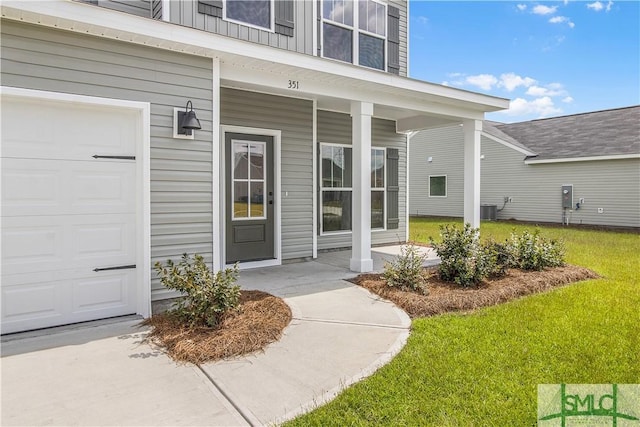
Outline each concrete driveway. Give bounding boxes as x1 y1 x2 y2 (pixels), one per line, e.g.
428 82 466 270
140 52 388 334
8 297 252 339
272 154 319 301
1 246 431 426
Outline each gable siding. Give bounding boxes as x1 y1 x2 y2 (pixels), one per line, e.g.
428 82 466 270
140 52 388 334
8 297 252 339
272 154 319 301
1 21 214 298
317 110 407 250
408 126 465 217
410 125 640 228
169 0 314 56
389 0 408 77
220 89 314 259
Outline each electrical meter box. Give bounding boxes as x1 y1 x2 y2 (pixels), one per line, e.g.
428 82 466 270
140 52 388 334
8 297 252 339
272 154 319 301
561 185 573 209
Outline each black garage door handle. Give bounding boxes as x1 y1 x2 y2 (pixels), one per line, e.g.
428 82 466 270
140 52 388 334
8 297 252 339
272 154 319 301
93 264 136 272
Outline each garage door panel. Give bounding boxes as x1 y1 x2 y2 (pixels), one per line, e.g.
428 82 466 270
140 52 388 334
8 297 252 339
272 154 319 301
1 98 137 161
2 159 135 216
2 215 135 275
73 272 135 313
1 94 140 334
1 270 135 334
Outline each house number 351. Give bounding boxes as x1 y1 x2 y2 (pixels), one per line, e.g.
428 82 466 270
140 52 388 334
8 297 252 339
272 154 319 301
288 80 299 89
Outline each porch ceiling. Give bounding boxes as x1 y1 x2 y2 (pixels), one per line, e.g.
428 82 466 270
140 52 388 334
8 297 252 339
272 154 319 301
1 0 509 131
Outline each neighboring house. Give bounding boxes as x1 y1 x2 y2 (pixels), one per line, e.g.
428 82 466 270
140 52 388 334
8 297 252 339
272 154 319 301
409 106 640 228
0 0 508 334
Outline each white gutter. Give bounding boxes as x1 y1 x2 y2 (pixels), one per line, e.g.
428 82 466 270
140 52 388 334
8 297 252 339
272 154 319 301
524 153 640 164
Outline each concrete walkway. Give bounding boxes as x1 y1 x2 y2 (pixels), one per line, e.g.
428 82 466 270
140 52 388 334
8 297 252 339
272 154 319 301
1 246 435 426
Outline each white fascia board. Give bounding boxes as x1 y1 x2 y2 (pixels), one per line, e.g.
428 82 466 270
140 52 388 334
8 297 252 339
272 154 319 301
481 131 536 156
0 0 509 115
524 154 640 165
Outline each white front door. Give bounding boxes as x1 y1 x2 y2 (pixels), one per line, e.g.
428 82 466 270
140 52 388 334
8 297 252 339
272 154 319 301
1 95 139 334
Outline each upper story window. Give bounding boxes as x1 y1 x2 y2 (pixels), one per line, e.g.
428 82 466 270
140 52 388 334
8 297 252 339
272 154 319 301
224 0 274 31
322 0 387 71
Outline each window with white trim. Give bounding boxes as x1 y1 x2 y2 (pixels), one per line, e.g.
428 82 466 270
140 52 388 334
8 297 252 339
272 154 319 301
224 0 273 31
320 143 386 234
232 140 266 219
429 175 447 197
322 0 387 70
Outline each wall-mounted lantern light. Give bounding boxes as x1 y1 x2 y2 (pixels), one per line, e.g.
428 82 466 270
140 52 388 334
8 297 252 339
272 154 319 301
177 100 201 136
174 101 202 139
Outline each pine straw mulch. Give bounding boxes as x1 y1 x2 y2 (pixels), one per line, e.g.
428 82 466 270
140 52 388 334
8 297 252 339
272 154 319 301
142 290 291 364
353 265 599 319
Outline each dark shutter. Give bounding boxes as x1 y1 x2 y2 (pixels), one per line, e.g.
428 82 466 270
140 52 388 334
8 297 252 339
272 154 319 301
275 0 294 36
386 148 399 229
317 0 322 56
198 0 222 18
151 0 162 20
387 6 400 75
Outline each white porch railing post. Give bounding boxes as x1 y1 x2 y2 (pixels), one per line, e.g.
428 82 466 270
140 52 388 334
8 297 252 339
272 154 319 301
463 119 482 229
350 101 374 272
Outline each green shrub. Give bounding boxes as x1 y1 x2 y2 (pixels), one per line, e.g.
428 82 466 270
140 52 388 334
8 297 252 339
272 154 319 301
383 244 428 294
482 239 512 277
430 223 493 287
154 253 240 328
508 229 565 271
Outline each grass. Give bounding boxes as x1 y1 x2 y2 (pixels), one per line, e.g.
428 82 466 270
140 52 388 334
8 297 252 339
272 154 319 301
287 217 640 426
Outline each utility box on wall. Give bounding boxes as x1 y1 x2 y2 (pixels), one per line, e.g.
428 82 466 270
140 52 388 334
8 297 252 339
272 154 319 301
561 185 573 209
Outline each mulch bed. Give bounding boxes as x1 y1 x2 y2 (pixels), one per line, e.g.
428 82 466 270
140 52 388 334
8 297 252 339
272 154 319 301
143 290 291 364
353 265 599 319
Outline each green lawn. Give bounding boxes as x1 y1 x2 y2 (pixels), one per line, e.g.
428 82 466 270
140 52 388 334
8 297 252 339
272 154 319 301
287 217 640 426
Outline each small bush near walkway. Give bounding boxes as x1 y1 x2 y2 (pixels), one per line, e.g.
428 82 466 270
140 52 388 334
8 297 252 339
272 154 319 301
154 253 240 328
382 244 428 294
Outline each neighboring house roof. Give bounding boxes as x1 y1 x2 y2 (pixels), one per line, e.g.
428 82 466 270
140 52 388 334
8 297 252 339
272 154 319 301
482 121 537 156
493 106 640 162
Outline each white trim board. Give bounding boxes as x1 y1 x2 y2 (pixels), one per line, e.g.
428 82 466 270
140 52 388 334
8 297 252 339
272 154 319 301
525 154 640 164
220 125 282 270
0 86 152 319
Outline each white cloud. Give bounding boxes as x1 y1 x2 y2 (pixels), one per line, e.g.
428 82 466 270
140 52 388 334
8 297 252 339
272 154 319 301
517 4 527 11
532 5 558 15
549 16 575 27
568 21 576 28
587 1 604 11
416 16 429 25
606 1 613 12
500 97 563 118
498 73 536 92
526 84 568 97
562 96 574 103
465 74 498 90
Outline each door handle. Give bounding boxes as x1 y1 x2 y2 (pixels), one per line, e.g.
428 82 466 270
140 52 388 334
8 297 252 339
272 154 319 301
93 264 136 272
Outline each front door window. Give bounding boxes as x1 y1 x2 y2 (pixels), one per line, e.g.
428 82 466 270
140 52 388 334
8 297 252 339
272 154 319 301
232 141 266 220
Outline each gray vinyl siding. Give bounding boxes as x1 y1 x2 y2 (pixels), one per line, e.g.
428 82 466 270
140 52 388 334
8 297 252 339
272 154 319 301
170 1 314 56
389 0 408 77
481 139 640 228
79 0 152 18
317 111 407 250
408 126 464 217
1 21 215 298
220 89 314 259
409 125 640 228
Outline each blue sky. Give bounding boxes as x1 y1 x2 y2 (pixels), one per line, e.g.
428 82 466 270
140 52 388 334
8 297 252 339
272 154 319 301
408 1 640 123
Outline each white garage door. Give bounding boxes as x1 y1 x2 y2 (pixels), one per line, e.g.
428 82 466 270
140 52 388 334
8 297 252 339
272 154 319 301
1 95 139 334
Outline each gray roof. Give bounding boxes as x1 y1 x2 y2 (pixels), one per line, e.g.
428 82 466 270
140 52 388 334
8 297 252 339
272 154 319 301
492 106 640 161
483 121 535 155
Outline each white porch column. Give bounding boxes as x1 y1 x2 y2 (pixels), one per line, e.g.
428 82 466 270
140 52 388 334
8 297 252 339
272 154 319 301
211 57 222 271
350 101 374 272
463 119 482 228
